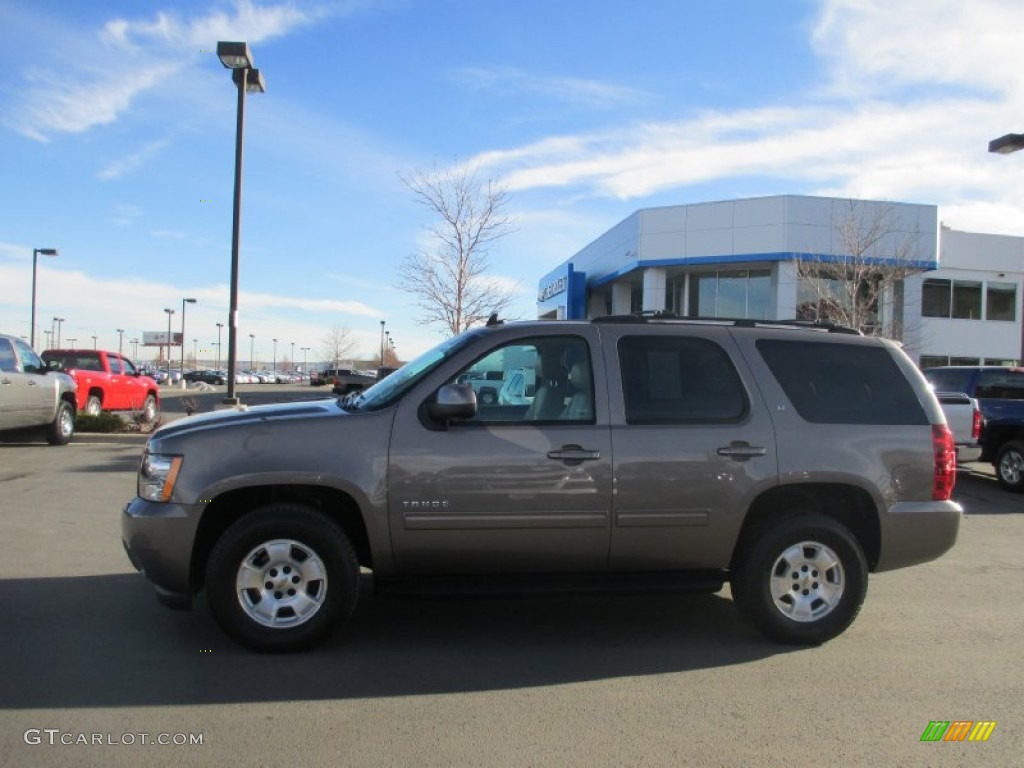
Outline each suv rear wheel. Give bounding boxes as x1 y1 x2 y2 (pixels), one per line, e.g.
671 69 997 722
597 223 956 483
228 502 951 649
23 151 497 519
206 504 359 652
732 514 867 644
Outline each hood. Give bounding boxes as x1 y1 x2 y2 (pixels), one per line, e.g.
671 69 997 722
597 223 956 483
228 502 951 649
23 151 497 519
151 398 345 442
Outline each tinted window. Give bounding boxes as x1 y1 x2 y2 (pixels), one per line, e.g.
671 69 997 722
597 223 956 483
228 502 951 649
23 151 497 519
924 369 972 394
0 338 17 372
758 340 927 425
975 370 1024 400
619 336 747 424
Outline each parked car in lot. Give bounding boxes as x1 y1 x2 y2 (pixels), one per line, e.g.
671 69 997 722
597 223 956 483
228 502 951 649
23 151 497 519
183 369 227 386
42 348 159 422
0 333 77 445
933 391 983 463
924 366 1024 491
124 315 961 652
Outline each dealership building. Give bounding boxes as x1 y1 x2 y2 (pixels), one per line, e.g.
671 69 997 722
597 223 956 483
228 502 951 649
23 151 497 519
536 194 1024 366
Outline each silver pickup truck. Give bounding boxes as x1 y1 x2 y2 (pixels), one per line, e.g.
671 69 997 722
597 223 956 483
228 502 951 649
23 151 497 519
0 332 77 445
935 391 982 463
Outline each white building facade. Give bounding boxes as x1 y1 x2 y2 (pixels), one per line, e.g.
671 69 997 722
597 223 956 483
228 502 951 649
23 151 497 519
536 194 1024 366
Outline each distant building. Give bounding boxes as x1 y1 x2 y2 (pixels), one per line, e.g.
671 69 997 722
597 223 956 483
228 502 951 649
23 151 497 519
537 194 1022 365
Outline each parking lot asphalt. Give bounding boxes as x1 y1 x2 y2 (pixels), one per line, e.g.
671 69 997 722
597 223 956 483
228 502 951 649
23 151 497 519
0 409 1021 767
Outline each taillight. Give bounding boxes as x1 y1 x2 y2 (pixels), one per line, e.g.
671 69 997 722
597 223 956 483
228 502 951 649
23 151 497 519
932 424 956 501
971 407 982 440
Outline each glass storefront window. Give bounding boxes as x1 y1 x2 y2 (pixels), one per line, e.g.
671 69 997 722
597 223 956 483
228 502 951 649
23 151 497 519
986 282 1016 321
951 281 982 319
922 279 951 318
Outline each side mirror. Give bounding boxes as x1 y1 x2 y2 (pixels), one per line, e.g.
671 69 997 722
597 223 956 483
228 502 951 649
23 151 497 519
426 383 477 425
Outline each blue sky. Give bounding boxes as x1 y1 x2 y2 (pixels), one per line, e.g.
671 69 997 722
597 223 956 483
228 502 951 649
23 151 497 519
3 0 1024 365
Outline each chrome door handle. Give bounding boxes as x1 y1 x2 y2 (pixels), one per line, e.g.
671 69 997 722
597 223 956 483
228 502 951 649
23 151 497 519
717 443 767 460
547 445 601 463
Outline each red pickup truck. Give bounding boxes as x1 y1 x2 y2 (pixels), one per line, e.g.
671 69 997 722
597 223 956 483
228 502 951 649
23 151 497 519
42 349 160 423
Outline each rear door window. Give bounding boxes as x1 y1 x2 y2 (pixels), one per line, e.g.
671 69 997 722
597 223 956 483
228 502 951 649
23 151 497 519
618 336 747 424
757 340 927 425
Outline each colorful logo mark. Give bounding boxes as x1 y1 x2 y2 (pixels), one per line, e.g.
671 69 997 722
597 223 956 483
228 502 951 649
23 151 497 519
920 721 996 742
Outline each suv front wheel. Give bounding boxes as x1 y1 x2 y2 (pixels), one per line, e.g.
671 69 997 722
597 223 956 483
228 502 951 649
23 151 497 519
205 504 360 652
731 514 867 645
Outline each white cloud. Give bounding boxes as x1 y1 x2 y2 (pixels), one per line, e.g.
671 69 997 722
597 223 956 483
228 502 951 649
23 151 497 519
453 66 651 108
99 139 172 180
10 1 328 143
16 64 179 142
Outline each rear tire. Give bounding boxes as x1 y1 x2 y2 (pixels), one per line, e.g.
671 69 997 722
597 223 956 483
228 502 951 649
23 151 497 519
995 441 1024 493
46 400 75 445
731 514 867 645
141 394 159 424
206 504 359 652
85 395 102 416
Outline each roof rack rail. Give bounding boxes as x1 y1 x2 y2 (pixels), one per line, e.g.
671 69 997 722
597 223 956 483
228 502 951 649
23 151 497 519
592 312 862 334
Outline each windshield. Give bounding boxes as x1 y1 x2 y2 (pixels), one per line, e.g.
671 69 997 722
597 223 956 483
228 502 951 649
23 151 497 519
345 330 481 412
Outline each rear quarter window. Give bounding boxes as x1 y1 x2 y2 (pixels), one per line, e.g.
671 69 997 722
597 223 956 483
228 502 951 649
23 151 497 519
757 339 928 425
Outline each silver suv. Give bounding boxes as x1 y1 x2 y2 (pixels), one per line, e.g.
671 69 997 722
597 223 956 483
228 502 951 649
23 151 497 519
0 333 77 445
123 316 961 651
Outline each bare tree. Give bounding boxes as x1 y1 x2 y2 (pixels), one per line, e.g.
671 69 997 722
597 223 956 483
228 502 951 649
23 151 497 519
319 325 357 369
397 164 518 336
794 200 926 338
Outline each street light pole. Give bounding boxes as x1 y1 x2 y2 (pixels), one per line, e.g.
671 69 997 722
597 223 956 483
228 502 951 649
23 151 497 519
180 297 196 375
988 131 1024 361
91 335 98 349
116 328 125 355
290 341 295 368
30 248 58 348
216 322 224 370
379 320 385 367
54 317 65 348
272 338 277 373
301 346 309 373
249 333 255 370
164 308 175 381
217 41 266 405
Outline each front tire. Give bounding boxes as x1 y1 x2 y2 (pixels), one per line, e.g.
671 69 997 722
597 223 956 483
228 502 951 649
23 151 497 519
731 514 867 645
995 441 1024 493
46 400 75 445
206 504 359 652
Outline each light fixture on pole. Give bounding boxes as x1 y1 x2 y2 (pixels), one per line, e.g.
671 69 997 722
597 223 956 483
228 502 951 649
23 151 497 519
379 320 385 366
116 328 125 355
216 322 224 370
131 338 139 359
989 133 1024 154
91 335 98 349
164 308 175 381
290 341 295 368
30 248 58 348
54 317 65 348
67 337 76 347
180 297 197 376
272 338 278 373
249 333 255 370
217 40 266 405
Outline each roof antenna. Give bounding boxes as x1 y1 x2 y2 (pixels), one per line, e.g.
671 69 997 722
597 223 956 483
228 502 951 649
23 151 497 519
486 313 503 327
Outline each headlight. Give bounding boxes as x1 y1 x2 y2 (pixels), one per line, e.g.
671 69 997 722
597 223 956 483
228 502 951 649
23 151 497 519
139 452 183 502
